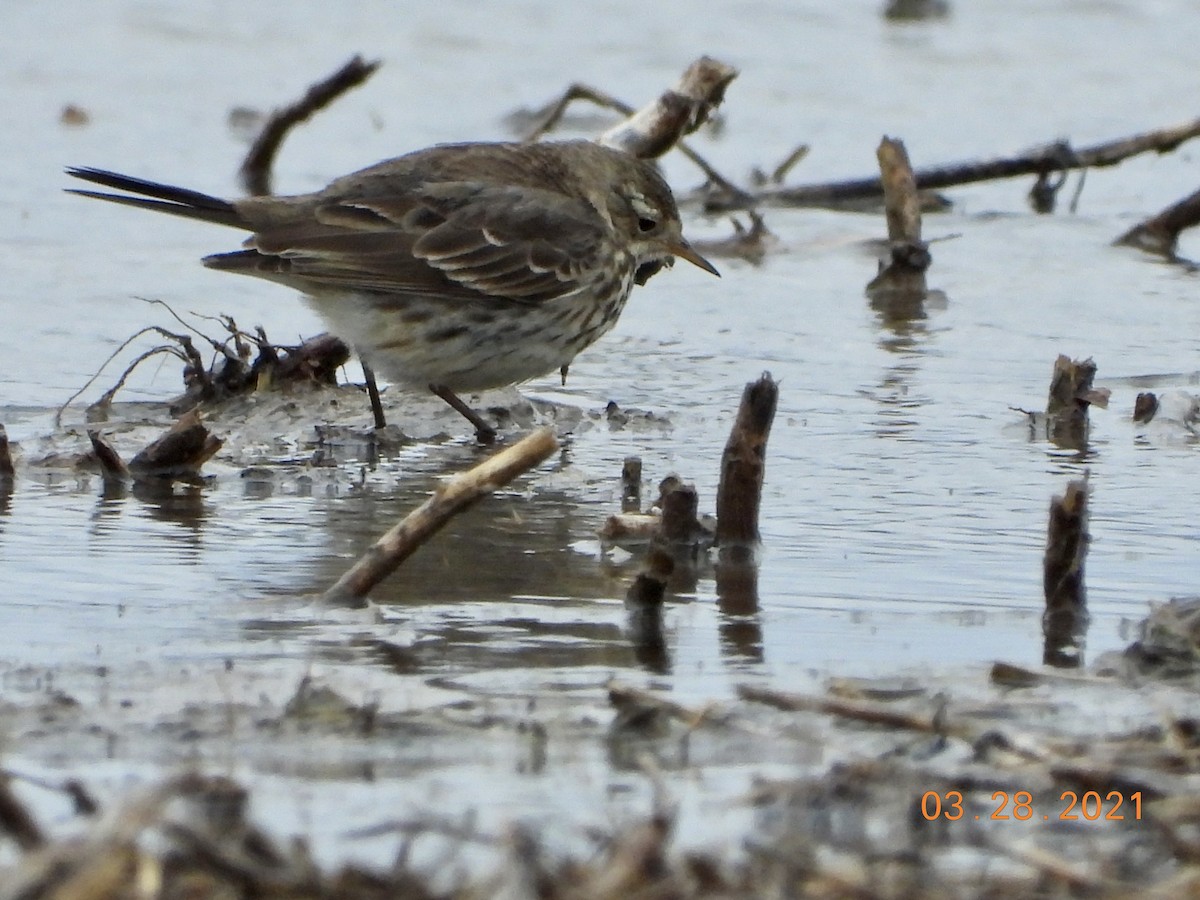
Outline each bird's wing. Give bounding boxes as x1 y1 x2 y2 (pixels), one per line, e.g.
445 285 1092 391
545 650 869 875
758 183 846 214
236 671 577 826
235 182 611 304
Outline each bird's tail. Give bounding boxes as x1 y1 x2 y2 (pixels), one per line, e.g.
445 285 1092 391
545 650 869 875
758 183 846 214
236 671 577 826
65 167 245 229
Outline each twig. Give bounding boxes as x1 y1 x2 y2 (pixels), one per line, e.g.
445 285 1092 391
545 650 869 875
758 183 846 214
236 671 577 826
56 325 202 427
321 427 558 607
361 361 387 430
239 55 381 196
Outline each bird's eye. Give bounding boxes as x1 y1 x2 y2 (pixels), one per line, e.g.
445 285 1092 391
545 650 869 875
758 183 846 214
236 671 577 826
637 216 657 233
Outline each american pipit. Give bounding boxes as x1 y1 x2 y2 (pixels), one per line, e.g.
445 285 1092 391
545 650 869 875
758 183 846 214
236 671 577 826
68 140 717 440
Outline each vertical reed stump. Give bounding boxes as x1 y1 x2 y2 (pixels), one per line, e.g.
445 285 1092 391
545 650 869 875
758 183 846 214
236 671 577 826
715 374 778 659
1045 355 1108 450
716 373 778 550
621 456 643 513
1043 477 1090 668
866 137 930 299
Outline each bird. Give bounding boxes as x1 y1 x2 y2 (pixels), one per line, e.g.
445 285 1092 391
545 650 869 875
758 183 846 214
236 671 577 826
66 140 718 441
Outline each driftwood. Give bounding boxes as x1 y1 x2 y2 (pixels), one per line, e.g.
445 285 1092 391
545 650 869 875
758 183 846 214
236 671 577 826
129 410 224 478
87 411 223 483
1043 477 1090 669
1113 184 1200 262
865 137 930 298
707 115 1200 211
238 55 381 197
87 431 130 481
595 56 737 161
322 427 558 607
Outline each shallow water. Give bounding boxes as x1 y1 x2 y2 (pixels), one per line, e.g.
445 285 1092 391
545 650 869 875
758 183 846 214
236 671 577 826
3 0 1200 866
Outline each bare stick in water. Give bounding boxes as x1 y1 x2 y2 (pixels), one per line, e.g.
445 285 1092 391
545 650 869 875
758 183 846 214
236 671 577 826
710 116 1200 211
321 427 558 607
867 137 930 298
715 373 778 548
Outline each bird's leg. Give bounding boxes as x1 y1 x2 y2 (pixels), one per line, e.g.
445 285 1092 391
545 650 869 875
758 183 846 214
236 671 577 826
361 361 387 430
428 383 497 444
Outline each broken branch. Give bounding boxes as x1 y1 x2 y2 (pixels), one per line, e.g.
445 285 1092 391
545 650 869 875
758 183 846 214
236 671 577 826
239 55 381 196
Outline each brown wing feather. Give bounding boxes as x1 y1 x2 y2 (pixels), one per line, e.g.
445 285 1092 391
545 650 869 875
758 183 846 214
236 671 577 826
237 180 608 304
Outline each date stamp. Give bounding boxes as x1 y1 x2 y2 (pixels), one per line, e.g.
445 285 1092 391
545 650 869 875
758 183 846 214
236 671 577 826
921 790 1142 822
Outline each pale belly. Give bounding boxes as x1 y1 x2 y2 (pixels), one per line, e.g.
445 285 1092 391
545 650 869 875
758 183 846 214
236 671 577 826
303 279 632 392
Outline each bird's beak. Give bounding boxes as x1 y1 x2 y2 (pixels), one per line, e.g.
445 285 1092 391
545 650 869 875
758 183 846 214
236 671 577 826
670 239 720 277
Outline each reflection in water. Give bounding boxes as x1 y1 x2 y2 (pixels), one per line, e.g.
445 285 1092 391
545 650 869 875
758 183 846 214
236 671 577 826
870 290 929 353
90 475 210 542
626 599 669 674
1041 478 1091 669
869 286 939 443
716 547 764 663
869 363 923 441
0 476 11 533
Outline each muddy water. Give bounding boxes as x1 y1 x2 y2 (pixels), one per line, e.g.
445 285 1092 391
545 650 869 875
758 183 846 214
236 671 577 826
3 0 1200 867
